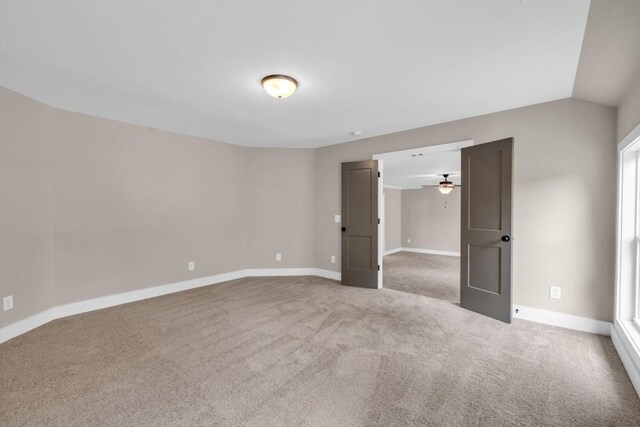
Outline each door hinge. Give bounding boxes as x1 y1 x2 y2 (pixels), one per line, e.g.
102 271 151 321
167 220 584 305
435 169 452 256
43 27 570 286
377 171 380 178
378 265 380 271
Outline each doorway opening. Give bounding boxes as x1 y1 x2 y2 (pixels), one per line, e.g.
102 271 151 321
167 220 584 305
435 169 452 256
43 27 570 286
342 137 513 322
374 140 473 304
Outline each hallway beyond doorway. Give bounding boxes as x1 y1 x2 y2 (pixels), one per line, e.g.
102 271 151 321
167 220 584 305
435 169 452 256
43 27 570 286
383 251 459 304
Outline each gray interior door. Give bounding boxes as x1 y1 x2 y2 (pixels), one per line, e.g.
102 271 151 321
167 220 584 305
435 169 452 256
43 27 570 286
460 138 513 323
341 160 379 289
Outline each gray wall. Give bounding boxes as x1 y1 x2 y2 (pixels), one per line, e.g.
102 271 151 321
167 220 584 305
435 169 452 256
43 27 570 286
618 73 640 141
315 98 617 321
0 86 55 327
383 188 402 251
0 86 317 327
247 148 316 268
401 188 460 253
51 108 250 306
0 86 619 328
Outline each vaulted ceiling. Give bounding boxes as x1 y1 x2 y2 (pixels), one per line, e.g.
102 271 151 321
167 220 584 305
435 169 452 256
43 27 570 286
572 0 640 106
1 0 638 148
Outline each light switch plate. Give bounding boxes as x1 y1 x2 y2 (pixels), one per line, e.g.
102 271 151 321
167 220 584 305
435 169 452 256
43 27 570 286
549 286 561 299
334 215 341 223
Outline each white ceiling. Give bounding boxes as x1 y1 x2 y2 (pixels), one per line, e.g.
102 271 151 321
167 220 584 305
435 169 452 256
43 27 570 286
0 0 590 148
377 142 469 189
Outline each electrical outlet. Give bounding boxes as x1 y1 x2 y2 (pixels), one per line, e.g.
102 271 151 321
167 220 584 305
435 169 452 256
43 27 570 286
549 286 561 300
188 261 195 271
3 295 13 311
334 215 341 223
276 253 282 261
331 255 336 264
407 238 411 244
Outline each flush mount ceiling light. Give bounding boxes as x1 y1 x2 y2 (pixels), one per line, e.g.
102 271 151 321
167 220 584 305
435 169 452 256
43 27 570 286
261 75 298 99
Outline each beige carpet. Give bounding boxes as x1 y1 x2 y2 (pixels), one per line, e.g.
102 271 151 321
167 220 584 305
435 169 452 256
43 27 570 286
383 251 460 303
1 275 639 426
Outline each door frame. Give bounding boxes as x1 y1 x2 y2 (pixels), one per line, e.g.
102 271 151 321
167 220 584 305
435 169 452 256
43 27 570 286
379 190 385 288
372 139 474 289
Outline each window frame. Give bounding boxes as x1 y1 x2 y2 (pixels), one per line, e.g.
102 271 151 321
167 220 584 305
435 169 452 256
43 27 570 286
616 129 640 343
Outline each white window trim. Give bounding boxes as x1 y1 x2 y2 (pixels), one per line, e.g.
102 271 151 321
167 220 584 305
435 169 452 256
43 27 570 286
615 122 640 397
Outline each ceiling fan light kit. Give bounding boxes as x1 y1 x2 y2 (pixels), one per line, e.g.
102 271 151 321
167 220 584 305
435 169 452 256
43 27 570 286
421 173 459 207
438 174 455 195
438 185 454 195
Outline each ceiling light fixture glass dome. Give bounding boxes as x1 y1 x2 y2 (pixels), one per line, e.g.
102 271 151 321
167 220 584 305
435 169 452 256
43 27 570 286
438 174 455 195
262 75 298 99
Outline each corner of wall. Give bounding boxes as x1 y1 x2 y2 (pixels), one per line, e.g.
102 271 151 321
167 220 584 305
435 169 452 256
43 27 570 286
618 71 640 142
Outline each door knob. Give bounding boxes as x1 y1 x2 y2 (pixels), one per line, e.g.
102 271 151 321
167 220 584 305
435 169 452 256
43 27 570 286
341 227 346 232
501 235 510 242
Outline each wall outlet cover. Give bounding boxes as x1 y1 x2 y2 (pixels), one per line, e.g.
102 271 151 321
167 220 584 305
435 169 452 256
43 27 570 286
330 255 336 264
3 295 13 311
334 215 341 223
188 261 195 271
276 253 282 261
550 286 561 299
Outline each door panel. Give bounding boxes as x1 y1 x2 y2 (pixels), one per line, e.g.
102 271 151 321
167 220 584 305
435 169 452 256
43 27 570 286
347 168 373 225
468 244 501 294
348 236 373 270
468 151 503 230
461 138 513 323
341 160 379 289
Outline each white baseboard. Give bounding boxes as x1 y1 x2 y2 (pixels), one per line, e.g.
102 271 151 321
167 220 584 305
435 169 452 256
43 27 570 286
0 268 615 347
0 268 343 344
54 270 248 321
611 321 640 397
513 304 612 336
0 308 58 345
384 248 403 256
245 268 316 277
313 269 341 281
400 247 461 257
245 268 341 281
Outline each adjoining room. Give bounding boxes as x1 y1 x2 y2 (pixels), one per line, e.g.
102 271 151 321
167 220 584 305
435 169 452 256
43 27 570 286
377 142 466 303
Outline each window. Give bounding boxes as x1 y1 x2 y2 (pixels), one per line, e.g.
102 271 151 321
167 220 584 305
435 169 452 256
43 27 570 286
616 124 640 394
617 133 640 340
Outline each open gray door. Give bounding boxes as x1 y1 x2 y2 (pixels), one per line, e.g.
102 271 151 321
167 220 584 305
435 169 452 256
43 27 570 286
460 138 513 323
341 160 379 289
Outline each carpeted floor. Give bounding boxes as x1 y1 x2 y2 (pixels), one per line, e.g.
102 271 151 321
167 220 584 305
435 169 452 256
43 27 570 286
1 275 639 426
383 251 460 303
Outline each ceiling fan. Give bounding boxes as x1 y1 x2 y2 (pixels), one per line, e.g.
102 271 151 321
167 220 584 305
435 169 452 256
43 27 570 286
421 173 461 195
